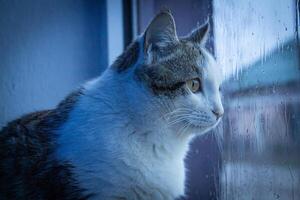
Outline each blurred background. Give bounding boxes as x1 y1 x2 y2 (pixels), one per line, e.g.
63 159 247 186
0 0 299 199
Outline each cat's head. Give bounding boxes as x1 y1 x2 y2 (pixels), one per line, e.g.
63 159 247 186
113 11 224 136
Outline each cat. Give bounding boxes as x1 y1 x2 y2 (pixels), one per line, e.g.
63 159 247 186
0 10 224 200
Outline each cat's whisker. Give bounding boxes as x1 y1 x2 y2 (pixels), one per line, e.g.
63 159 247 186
163 108 191 118
167 119 186 126
166 118 186 126
167 115 190 126
162 111 186 121
181 124 191 137
164 112 188 120
176 121 191 137
167 113 194 122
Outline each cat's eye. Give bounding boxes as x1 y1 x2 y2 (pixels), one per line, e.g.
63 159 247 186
186 78 201 93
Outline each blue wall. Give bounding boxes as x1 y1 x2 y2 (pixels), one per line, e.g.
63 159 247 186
0 0 108 128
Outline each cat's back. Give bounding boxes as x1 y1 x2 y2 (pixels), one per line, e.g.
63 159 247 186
0 110 53 159
0 110 55 199
0 90 90 200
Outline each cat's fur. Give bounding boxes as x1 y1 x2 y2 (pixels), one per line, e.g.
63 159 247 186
0 11 223 200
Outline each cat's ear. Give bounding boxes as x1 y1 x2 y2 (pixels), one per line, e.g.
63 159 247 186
144 10 178 52
187 20 210 46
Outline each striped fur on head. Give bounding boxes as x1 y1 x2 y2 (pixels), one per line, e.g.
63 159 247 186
111 10 210 97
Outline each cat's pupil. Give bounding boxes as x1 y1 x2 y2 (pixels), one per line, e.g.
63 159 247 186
192 80 199 91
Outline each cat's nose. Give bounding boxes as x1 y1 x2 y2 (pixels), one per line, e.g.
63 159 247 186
212 109 224 119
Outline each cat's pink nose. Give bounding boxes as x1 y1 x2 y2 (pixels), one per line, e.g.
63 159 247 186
212 109 223 119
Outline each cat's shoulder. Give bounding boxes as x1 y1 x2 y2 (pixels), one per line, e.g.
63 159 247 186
0 88 83 140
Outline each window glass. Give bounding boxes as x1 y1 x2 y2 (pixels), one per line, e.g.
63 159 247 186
214 0 300 199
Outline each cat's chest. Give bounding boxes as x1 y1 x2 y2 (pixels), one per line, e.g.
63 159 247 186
60 143 186 199
56 116 188 199
65 154 186 200
149 156 186 198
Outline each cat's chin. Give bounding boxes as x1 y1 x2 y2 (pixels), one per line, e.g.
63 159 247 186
188 125 215 135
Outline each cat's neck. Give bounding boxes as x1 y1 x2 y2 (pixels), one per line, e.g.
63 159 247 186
57 68 191 159
55 68 190 199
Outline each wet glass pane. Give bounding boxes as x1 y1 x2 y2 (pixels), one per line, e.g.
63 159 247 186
214 0 300 199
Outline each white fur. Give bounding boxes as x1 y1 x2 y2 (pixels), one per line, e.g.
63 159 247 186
56 38 223 200
56 69 186 199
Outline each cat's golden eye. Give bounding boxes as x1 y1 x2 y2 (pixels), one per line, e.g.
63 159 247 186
186 78 201 93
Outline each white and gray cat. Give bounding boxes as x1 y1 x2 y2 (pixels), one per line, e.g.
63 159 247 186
0 11 223 200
